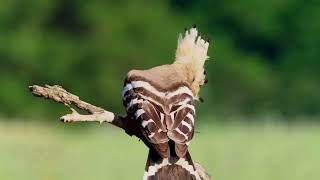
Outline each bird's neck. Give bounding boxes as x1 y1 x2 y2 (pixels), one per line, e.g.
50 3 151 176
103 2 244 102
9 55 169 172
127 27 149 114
172 62 194 85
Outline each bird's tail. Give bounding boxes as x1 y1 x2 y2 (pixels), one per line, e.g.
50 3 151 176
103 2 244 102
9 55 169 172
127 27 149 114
174 26 209 99
143 149 200 180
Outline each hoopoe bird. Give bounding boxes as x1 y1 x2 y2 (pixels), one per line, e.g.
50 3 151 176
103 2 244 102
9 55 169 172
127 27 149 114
122 25 209 180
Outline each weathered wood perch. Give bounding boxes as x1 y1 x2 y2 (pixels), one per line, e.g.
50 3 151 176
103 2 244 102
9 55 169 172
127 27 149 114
28 84 211 180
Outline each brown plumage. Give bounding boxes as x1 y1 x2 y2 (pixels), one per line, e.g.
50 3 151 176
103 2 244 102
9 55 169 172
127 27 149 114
122 26 209 180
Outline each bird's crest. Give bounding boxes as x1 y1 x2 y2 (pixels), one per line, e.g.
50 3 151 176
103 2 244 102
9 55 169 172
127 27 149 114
174 25 210 99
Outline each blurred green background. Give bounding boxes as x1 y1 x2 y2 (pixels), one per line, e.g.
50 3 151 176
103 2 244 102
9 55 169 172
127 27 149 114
0 0 319 179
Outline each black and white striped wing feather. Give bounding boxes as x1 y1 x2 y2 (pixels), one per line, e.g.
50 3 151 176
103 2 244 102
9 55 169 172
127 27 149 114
122 79 195 158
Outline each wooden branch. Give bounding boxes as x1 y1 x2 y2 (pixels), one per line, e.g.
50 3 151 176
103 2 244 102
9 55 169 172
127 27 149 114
28 84 211 180
28 85 124 128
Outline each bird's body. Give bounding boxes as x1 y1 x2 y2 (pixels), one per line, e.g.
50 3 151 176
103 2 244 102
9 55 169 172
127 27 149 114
122 26 209 180
123 66 195 157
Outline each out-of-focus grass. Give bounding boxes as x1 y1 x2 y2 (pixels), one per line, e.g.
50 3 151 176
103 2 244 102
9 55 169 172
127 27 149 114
0 121 319 180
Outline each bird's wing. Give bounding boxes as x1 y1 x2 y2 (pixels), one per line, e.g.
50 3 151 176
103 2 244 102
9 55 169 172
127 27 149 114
167 93 195 157
122 77 195 158
122 79 170 157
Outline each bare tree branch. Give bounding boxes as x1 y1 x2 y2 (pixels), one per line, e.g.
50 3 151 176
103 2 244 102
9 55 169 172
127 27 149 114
28 85 124 128
28 84 211 180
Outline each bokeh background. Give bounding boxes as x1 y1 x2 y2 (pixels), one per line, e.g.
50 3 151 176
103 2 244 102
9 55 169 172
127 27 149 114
0 0 319 179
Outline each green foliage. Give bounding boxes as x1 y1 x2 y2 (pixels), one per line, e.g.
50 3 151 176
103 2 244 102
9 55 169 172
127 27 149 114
0 0 319 120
